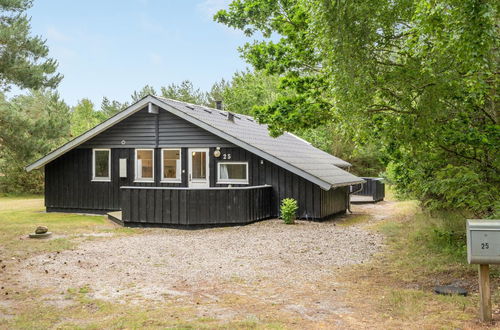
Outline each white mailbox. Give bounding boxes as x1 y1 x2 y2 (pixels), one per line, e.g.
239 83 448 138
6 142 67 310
466 219 500 264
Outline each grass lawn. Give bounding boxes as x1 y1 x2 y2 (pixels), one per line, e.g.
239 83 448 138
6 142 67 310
0 193 498 329
0 196 137 260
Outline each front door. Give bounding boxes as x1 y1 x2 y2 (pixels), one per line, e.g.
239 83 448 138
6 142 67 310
188 148 209 188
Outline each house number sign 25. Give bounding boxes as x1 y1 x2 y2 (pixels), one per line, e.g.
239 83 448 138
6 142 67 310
222 153 232 160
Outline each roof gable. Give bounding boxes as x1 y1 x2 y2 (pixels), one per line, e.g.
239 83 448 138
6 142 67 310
79 104 232 148
26 95 363 189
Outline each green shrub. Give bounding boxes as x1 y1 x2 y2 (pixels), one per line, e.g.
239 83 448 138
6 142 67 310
280 198 298 224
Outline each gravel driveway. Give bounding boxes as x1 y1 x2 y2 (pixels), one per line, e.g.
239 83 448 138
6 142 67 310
18 216 381 299
13 210 385 323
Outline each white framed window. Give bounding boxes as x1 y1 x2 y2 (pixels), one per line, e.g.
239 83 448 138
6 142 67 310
217 162 248 184
135 149 154 182
161 148 182 182
92 149 111 182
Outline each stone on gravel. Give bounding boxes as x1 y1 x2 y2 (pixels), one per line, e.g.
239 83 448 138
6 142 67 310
35 226 48 234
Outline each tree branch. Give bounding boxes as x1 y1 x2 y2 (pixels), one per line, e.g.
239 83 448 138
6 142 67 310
438 145 496 170
367 104 413 114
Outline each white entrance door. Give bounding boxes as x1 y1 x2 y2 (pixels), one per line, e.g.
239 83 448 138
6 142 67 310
188 148 209 188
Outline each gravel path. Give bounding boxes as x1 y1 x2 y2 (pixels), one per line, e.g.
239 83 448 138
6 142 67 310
17 216 382 303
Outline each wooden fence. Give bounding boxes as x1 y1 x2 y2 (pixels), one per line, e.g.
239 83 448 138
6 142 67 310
351 177 385 202
120 185 273 226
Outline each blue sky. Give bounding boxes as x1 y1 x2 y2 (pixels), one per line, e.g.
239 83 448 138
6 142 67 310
26 0 251 107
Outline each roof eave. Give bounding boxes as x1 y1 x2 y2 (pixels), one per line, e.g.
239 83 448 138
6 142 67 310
25 95 362 191
25 95 155 172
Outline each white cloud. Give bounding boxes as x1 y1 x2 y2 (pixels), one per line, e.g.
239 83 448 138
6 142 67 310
196 0 232 20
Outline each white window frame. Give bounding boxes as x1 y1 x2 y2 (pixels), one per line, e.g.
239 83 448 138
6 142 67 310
161 148 182 183
92 148 111 182
134 148 155 182
217 162 249 184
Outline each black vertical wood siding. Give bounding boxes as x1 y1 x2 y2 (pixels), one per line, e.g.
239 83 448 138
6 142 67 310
121 186 272 225
209 146 347 218
320 186 349 218
44 108 348 219
45 145 347 218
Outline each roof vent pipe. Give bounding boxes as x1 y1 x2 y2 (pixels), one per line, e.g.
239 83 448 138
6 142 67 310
215 100 223 110
227 112 235 122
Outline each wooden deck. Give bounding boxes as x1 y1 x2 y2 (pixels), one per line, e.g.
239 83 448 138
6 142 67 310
350 195 378 203
350 177 385 204
107 211 123 226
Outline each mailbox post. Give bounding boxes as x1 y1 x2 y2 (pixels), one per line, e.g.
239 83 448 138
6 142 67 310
466 219 500 322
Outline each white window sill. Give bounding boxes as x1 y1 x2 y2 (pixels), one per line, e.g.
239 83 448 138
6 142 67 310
161 179 182 183
216 181 249 185
92 178 111 182
134 179 155 183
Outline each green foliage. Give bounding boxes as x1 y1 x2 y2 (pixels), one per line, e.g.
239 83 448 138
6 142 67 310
100 97 128 118
0 91 71 193
131 85 157 102
280 198 298 224
161 80 208 105
70 99 106 137
298 124 385 177
0 0 62 90
216 0 500 217
209 70 385 176
211 70 284 115
206 78 229 109
409 211 468 262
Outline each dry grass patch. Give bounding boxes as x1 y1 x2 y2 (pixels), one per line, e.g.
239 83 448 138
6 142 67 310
337 191 500 329
0 196 141 260
1 282 288 329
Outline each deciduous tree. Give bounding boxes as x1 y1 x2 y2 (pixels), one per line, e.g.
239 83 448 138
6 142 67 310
216 0 499 217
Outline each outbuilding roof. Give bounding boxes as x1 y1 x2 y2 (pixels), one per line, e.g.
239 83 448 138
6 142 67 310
26 95 364 190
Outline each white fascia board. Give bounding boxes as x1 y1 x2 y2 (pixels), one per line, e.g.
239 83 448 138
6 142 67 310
25 96 155 172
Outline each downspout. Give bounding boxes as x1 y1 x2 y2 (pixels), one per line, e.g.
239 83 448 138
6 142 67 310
347 183 364 213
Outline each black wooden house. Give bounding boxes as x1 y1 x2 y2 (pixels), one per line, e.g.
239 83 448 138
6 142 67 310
26 95 364 226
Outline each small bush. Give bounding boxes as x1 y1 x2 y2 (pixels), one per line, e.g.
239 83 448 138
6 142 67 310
280 198 298 224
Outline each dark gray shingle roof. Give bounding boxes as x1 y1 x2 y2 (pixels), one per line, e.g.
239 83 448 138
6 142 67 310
155 96 363 189
26 95 364 189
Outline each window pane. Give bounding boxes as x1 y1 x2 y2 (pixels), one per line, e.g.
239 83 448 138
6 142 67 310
163 150 180 179
94 150 109 178
191 151 206 179
219 164 246 180
163 159 177 178
137 150 153 179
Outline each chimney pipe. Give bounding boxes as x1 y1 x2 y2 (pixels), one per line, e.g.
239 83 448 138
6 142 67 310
215 100 222 110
